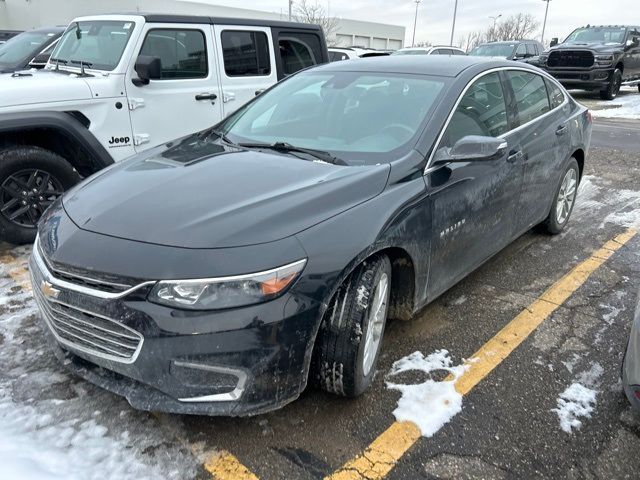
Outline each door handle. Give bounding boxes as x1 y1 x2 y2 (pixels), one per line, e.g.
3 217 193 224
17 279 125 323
195 93 217 101
507 150 524 163
556 125 568 136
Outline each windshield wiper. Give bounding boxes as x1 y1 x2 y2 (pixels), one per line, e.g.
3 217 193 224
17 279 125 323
70 59 93 76
237 141 348 165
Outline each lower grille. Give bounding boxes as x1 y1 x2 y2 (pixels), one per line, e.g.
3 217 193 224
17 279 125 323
548 50 594 68
33 273 143 363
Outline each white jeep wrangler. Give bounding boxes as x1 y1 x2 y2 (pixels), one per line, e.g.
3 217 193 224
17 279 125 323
0 13 328 244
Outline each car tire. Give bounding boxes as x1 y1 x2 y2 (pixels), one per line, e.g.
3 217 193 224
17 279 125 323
311 254 392 397
0 146 80 245
540 158 580 235
599 69 622 100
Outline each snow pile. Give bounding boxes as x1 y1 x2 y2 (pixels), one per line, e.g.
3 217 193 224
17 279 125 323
601 188 640 229
552 383 598 433
593 89 640 119
386 350 467 437
572 175 640 229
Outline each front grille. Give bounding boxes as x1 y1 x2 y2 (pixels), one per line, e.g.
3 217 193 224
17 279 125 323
548 50 594 68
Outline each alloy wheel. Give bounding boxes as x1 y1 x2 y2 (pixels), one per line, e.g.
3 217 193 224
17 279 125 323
362 272 389 376
555 168 577 225
0 169 64 228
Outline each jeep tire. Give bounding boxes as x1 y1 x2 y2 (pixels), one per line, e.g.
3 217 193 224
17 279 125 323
0 146 80 245
600 68 622 100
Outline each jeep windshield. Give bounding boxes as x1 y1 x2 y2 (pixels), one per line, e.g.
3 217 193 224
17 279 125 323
50 20 134 71
564 27 628 45
217 71 447 165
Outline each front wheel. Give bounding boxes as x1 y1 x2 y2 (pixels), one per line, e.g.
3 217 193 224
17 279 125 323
311 255 392 397
0 146 80 244
540 158 580 235
600 69 622 100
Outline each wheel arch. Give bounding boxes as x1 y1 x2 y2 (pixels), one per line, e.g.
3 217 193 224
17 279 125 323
0 111 114 177
572 148 585 179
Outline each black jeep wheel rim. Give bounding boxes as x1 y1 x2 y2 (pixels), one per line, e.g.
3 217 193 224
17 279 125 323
0 169 64 228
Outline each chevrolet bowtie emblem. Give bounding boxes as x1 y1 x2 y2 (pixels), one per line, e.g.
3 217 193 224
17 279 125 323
40 280 60 300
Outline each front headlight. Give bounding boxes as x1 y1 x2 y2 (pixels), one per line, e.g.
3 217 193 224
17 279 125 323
595 54 614 66
148 259 307 310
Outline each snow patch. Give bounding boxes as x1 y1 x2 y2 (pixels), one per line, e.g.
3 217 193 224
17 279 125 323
356 285 369 309
386 350 468 437
450 295 467 306
593 89 640 120
552 383 598 433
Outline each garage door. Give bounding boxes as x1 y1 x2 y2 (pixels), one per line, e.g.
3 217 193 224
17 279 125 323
388 39 402 50
334 34 352 47
354 36 370 48
371 37 387 49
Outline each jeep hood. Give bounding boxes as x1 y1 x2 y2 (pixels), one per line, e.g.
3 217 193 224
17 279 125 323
63 140 390 248
0 70 92 108
552 43 623 53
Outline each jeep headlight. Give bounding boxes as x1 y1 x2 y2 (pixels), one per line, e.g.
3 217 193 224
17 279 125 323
595 54 614 66
149 259 306 310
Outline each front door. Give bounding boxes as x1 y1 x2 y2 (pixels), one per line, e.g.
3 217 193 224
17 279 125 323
426 71 524 299
213 25 277 116
126 23 223 152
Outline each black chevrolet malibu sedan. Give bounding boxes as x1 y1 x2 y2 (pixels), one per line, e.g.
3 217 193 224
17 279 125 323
30 56 592 416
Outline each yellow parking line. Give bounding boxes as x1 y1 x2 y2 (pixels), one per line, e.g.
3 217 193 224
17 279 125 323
0 252 31 290
204 451 260 480
327 228 637 480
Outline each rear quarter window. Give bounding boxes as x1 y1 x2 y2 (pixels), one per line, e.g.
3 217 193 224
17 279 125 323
276 31 324 77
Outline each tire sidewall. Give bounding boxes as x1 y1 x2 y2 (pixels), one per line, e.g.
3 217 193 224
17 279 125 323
548 158 580 233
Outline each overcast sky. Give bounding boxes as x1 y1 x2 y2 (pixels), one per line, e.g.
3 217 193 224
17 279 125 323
209 0 634 46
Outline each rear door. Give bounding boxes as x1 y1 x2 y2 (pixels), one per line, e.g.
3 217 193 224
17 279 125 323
213 25 277 115
126 23 222 151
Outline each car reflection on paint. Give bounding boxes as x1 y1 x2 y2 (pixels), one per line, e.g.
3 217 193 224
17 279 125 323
623 291 640 409
30 55 592 416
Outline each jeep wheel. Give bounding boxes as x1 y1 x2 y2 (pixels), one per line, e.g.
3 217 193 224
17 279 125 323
311 254 392 397
600 69 622 100
0 146 80 244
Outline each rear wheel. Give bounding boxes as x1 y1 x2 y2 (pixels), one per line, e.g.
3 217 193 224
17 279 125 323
311 255 391 397
600 69 622 100
540 158 580 235
0 146 80 244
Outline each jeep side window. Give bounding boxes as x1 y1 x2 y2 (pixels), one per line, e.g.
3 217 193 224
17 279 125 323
506 71 550 125
279 38 317 75
526 43 536 57
545 78 565 109
220 30 271 77
515 44 527 57
140 29 207 79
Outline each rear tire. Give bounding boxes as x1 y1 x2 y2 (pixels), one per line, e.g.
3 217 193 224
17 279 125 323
311 255 392 397
599 69 622 100
0 146 80 245
540 158 580 235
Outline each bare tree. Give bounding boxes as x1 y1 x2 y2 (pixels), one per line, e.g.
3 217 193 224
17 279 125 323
414 41 433 48
461 14 540 51
293 0 339 46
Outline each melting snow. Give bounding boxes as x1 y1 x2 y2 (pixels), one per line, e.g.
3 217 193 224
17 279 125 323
386 350 468 437
356 285 369 309
552 383 598 433
592 88 640 120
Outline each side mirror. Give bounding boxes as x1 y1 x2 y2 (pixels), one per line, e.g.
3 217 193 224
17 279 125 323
550 38 559 47
626 37 640 48
435 136 508 164
29 52 51 68
132 55 161 86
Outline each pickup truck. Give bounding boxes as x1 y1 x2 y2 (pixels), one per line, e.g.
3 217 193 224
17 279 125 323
0 13 328 244
539 25 640 100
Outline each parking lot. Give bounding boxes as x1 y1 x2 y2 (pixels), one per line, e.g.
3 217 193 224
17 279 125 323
1 95 640 480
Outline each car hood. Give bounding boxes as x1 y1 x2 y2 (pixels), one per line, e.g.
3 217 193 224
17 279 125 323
0 70 92 107
63 141 390 248
551 43 623 53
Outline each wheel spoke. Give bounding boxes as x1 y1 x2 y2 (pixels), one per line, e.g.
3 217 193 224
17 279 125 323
1 183 23 201
26 170 38 188
8 204 30 221
37 172 51 193
0 198 19 214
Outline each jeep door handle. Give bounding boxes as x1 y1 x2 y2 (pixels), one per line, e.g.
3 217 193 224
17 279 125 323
195 93 217 101
507 150 524 163
556 125 568 136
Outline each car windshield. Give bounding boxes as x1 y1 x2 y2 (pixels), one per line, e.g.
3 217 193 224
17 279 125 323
391 49 429 55
563 27 628 44
469 44 516 57
0 31 56 66
218 71 447 164
50 20 135 71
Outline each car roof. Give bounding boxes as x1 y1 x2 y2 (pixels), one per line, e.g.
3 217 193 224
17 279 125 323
138 13 322 31
310 55 515 77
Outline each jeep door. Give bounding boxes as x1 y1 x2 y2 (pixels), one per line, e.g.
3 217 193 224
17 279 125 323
425 71 524 299
126 23 223 152
213 25 278 116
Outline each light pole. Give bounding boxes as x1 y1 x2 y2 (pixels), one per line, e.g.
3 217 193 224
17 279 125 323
412 0 422 47
489 14 501 29
289 0 293 21
541 0 552 46
449 0 459 46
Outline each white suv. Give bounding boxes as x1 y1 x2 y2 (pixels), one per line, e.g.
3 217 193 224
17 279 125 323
0 14 328 243
391 46 466 56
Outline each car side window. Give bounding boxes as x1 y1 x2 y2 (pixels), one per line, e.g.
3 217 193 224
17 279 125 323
140 29 207 79
506 71 550 125
279 37 317 75
221 30 271 77
526 43 536 56
429 49 440 55
515 44 527 57
438 72 508 149
545 78 566 109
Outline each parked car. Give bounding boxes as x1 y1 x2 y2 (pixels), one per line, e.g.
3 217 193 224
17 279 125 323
539 25 640 100
623 291 640 410
0 14 328 245
30 56 592 416
0 30 22 45
391 45 466 56
0 27 65 73
469 40 545 61
328 47 390 61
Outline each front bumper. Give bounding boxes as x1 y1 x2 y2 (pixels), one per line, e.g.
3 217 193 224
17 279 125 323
29 245 322 416
542 67 613 89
